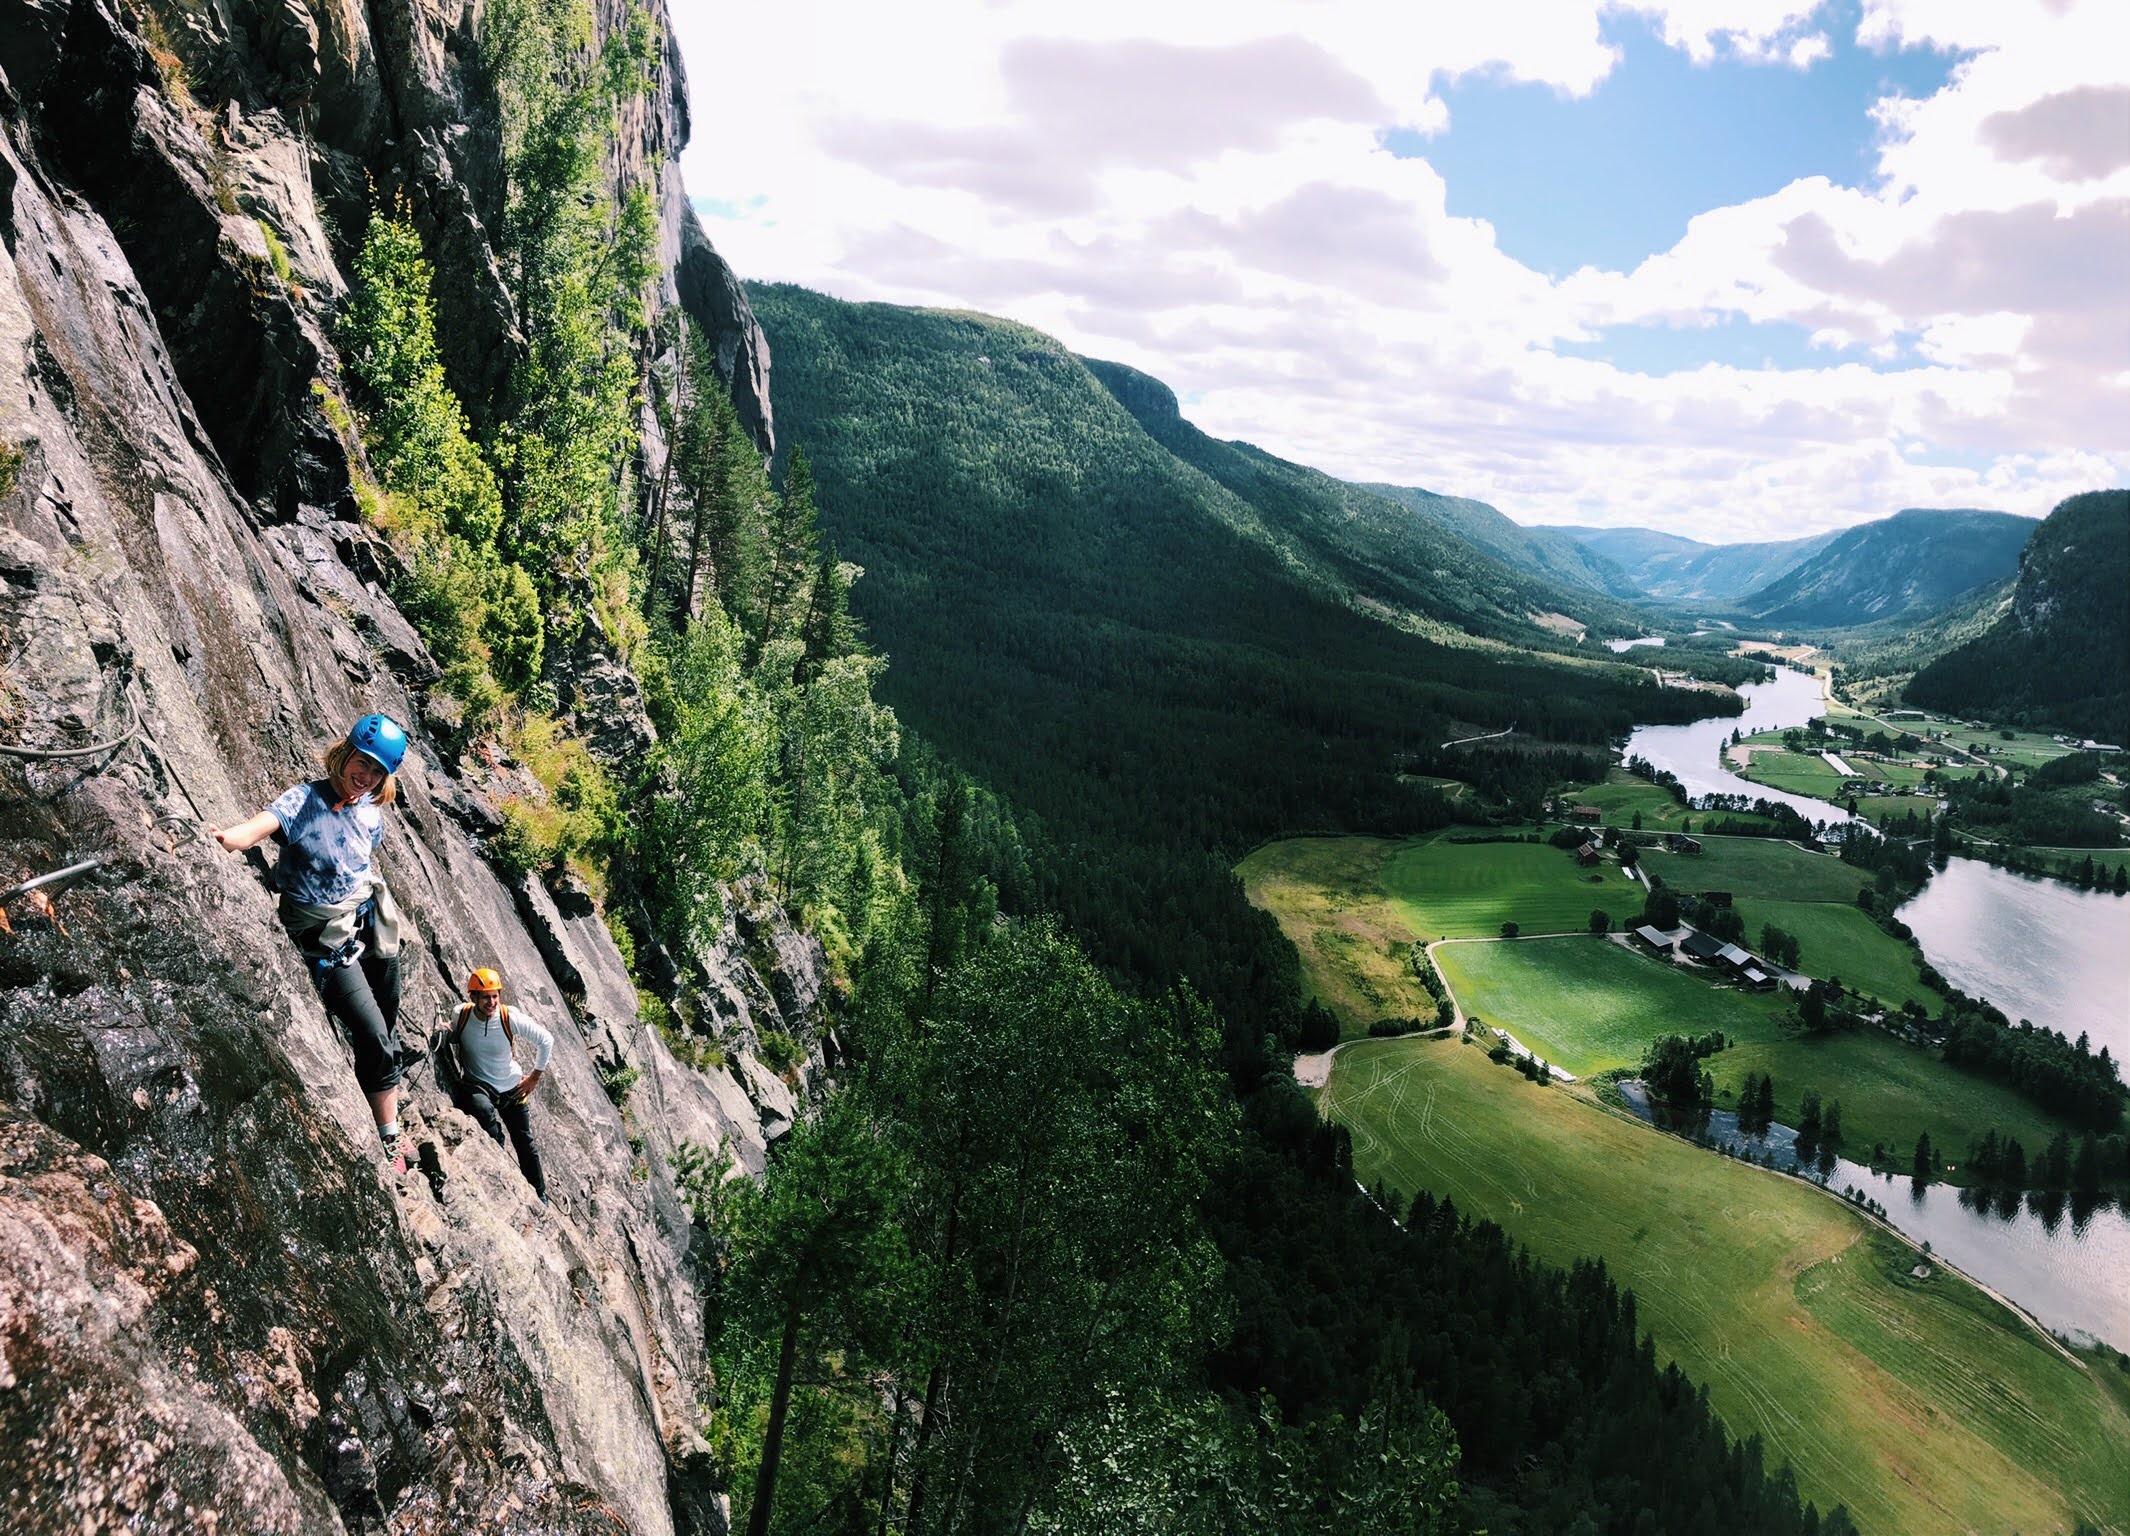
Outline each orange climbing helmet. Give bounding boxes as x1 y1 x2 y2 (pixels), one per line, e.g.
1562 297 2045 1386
466 968 504 996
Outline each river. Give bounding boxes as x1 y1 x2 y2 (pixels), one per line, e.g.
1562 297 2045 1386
1621 664 1852 826
1618 1084 2130 1346
1900 857 2130 1056
1617 673 2130 1346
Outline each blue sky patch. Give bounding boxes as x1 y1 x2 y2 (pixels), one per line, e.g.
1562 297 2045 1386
1552 315 1856 374
694 194 770 222
1390 3 1965 279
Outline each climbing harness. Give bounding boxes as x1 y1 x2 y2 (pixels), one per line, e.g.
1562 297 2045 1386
306 896 378 982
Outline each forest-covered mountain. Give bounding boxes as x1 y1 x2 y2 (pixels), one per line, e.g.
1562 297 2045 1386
1361 484 1644 597
1906 490 2130 741
1734 506 2036 628
743 284 1717 858
1070 358 1647 636
1538 524 1837 601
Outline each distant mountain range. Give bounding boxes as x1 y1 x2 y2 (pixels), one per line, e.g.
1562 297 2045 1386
1730 507 2038 629
1906 490 2129 742
1532 525 1836 603
1526 508 2039 630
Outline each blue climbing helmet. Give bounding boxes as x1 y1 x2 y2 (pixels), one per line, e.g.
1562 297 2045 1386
348 713 408 775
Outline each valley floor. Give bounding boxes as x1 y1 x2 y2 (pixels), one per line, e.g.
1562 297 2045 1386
1244 831 2130 1536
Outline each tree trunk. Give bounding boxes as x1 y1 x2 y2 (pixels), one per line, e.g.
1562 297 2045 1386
746 1293 805 1536
900 1180 965 1536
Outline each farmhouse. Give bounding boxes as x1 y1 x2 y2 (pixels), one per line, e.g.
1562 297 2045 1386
1569 804 1604 824
1740 966 1778 991
1669 834 1703 855
1575 842 1601 867
1716 942 1756 971
1679 931 1726 962
1633 925 1674 953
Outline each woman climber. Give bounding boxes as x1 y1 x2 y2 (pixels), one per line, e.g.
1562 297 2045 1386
210 713 414 1166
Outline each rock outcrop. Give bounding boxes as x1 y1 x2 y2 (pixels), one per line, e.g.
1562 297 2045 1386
0 0 803 1532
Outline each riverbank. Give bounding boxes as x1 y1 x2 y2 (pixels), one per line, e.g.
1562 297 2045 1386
1318 1034 2130 1536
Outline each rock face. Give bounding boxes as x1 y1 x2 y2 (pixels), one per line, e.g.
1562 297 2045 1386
0 1 804 1532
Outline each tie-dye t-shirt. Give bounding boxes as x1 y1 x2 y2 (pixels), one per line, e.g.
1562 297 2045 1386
268 782 384 905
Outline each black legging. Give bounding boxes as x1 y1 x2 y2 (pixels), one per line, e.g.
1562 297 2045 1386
316 949 402 1095
459 1077 548 1199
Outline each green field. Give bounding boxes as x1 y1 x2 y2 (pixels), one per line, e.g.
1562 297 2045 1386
1736 749 1848 798
1252 835 2078 1154
2018 845 2130 883
1887 712 2079 770
1426 936 2062 1160
1730 898 1936 1012
1641 837 1869 904
1705 1027 2067 1169
1321 1037 2130 1536
1435 935 1784 1076
1857 794 1932 825
1238 838 1434 1034
1560 769 1768 832
1378 833 1647 940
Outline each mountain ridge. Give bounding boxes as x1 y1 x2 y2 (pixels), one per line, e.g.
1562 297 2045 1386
1905 490 2130 741
1737 506 2035 628
1537 523 1839 602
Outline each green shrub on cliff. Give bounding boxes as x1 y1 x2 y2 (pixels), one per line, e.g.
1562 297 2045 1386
341 209 543 714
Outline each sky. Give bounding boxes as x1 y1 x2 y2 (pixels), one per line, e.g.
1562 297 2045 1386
667 0 2130 540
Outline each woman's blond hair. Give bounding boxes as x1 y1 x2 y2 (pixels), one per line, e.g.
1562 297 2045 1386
322 738 399 806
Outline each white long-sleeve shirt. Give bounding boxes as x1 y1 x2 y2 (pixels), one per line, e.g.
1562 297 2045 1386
453 1004 554 1093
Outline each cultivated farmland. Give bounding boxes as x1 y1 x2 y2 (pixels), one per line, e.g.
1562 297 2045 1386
1320 1037 2130 1536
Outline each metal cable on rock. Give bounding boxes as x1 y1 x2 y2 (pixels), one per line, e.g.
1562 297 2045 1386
0 694 139 760
0 856 106 905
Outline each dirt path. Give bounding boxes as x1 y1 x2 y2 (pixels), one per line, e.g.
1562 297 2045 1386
1440 722 1515 749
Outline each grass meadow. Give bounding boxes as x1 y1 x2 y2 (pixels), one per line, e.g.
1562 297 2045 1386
1378 833 1648 939
1238 837 1434 1034
1855 793 1932 824
1320 1037 2130 1536
1729 897 1937 1012
1736 750 1848 798
1429 936 2061 1160
1252 841 2076 1173
1562 769 1772 832
1640 837 1870 904
1434 935 1782 1076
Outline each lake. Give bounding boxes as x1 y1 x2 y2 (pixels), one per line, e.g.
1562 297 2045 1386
1621 664 1852 826
1619 1083 2130 1347
1901 856 2130 1057
1617 677 2130 1347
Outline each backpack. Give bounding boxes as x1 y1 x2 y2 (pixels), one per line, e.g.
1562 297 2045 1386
452 1000 514 1049
450 1002 536 1103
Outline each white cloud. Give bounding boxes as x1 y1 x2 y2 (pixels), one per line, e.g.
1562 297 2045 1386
670 0 2130 537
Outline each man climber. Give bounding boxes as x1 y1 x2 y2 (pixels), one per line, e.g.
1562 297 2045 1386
449 967 553 1205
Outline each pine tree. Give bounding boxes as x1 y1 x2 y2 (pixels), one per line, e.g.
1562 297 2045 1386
1795 1090 1822 1165
1817 1100 1843 1176
757 448 821 653
2072 1133 2102 1195
1970 1128 2000 1185
1912 1131 1934 1183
